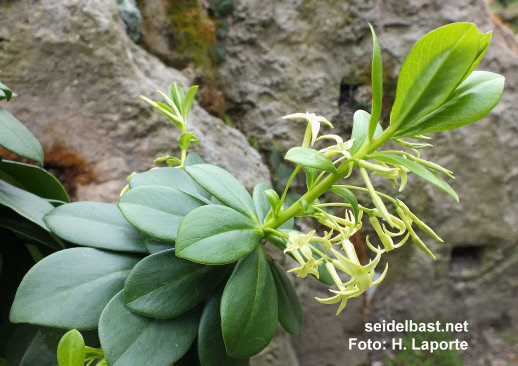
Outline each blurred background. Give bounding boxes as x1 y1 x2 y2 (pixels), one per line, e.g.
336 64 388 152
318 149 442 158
1 0 517 365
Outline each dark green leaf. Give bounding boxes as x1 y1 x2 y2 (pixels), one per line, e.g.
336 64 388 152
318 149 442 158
185 164 258 221
99 291 199 366
124 249 227 319
10 248 140 329
0 160 69 202
0 179 54 231
198 289 249 366
176 205 263 264
144 237 172 254
44 202 147 253
313 243 334 286
57 330 85 366
6 326 57 366
330 187 359 225
349 110 383 155
368 24 383 142
0 107 43 164
303 166 317 189
0 81 13 101
119 186 206 243
268 260 303 335
285 147 337 174
390 23 480 131
0 208 62 250
368 152 459 201
174 343 202 366
129 167 210 201
221 245 278 358
393 71 504 138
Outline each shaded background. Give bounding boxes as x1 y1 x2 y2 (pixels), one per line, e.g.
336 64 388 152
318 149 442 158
1 0 517 364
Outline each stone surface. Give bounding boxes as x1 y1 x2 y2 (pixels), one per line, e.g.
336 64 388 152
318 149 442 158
0 0 270 204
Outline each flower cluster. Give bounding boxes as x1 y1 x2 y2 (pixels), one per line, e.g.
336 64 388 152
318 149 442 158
278 112 447 314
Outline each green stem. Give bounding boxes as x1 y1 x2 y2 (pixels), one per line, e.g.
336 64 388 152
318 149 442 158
332 185 398 205
263 123 398 229
277 165 301 213
180 148 187 168
315 202 374 214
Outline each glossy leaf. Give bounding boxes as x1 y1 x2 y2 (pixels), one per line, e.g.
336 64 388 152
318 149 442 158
44 202 147 253
368 24 383 142
57 330 85 366
330 187 359 225
0 160 69 202
0 179 54 231
349 110 383 155
124 249 227 319
119 186 206 242
463 31 492 82
285 147 337 174
393 71 504 138
198 289 250 366
128 167 210 201
176 205 263 265
185 164 258 221
390 23 480 131
99 291 199 366
10 248 140 329
368 152 459 201
0 107 44 164
221 245 278 358
268 260 303 335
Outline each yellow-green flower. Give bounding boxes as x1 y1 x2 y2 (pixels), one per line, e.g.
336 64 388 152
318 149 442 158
284 230 316 253
282 112 333 146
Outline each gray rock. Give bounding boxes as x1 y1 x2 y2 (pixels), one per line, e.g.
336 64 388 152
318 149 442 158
0 0 270 203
